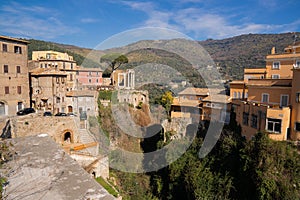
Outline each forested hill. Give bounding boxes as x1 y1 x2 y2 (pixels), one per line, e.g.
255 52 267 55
199 32 300 79
26 39 101 69
26 32 300 79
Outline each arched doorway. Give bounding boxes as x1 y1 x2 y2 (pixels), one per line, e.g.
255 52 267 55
61 130 73 144
0 101 6 116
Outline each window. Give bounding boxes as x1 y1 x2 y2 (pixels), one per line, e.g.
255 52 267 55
56 77 59 83
46 53 50 59
17 102 22 111
245 92 248 98
296 61 300 68
280 94 289 107
251 114 258 128
63 62 65 69
70 74 73 81
56 97 61 103
233 91 237 98
17 86 21 94
4 86 9 94
62 97 64 102
271 74 280 79
16 66 21 73
238 92 241 99
71 63 73 69
243 112 249 125
89 72 92 76
262 93 269 103
266 118 281 133
4 65 8 73
96 79 98 83
296 92 300 103
295 122 300 131
2 44 7 52
76 71 79 75
89 79 92 83
272 61 280 69
14 46 22 54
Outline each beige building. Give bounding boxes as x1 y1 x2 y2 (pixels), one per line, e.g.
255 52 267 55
0 35 30 116
30 68 68 113
171 87 229 124
29 50 77 91
230 42 300 141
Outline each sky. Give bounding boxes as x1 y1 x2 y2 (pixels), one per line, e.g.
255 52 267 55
0 0 300 49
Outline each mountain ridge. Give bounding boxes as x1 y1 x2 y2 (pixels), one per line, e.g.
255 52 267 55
27 32 300 79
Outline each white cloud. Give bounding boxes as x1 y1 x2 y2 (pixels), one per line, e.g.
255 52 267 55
121 1 300 40
0 2 78 39
80 18 99 23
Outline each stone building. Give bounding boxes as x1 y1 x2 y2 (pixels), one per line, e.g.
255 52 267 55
66 90 98 116
111 69 135 89
30 68 68 113
0 35 30 116
230 42 300 140
29 50 77 91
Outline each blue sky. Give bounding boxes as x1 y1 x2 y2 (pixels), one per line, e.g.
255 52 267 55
0 0 299 49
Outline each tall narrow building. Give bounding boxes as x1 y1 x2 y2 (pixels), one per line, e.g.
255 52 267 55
0 36 29 116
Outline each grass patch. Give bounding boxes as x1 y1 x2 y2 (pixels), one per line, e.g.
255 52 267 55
95 176 119 197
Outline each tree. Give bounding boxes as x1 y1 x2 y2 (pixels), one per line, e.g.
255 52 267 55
100 53 128 72
161 91 173 118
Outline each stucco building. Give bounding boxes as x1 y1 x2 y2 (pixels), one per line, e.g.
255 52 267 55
171 87 230 124
230 42 300 141
0 35 30 116
30 68 68 113
74 67 103 89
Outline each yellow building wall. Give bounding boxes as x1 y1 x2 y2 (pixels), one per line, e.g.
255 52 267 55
291 69 300 140
229 82 246 99
266 107 290 141
247 86 291 105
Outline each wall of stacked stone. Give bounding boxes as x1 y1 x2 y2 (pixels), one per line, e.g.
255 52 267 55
2 114 80 145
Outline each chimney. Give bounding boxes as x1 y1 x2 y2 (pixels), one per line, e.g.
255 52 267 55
271 47 276 54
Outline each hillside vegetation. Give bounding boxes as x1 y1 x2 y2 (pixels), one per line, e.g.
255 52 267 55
27 32 300 80
26 39 101 68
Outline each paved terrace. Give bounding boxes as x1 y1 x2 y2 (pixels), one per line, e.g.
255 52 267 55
1 135 115 200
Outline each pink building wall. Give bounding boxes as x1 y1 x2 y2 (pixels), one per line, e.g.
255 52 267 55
77 71 102 86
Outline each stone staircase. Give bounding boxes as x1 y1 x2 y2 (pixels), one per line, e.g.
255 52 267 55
78 129 99 156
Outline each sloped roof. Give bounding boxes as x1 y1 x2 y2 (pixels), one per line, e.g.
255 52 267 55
66 90 96 97
178 87 209 96
1 135 115 200
30 68 67 76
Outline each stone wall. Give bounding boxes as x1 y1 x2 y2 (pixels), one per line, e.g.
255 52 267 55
1 113 80 145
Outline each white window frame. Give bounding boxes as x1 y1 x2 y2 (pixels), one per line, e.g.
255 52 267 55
272 61 280 69
262 93 269 103
271 74 280 79
266 118 281 133
280 94 289 107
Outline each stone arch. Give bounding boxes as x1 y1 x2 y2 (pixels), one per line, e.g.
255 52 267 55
61 129 74 144
0 100 7 116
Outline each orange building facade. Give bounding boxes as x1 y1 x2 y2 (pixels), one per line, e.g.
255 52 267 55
230 42 300 141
